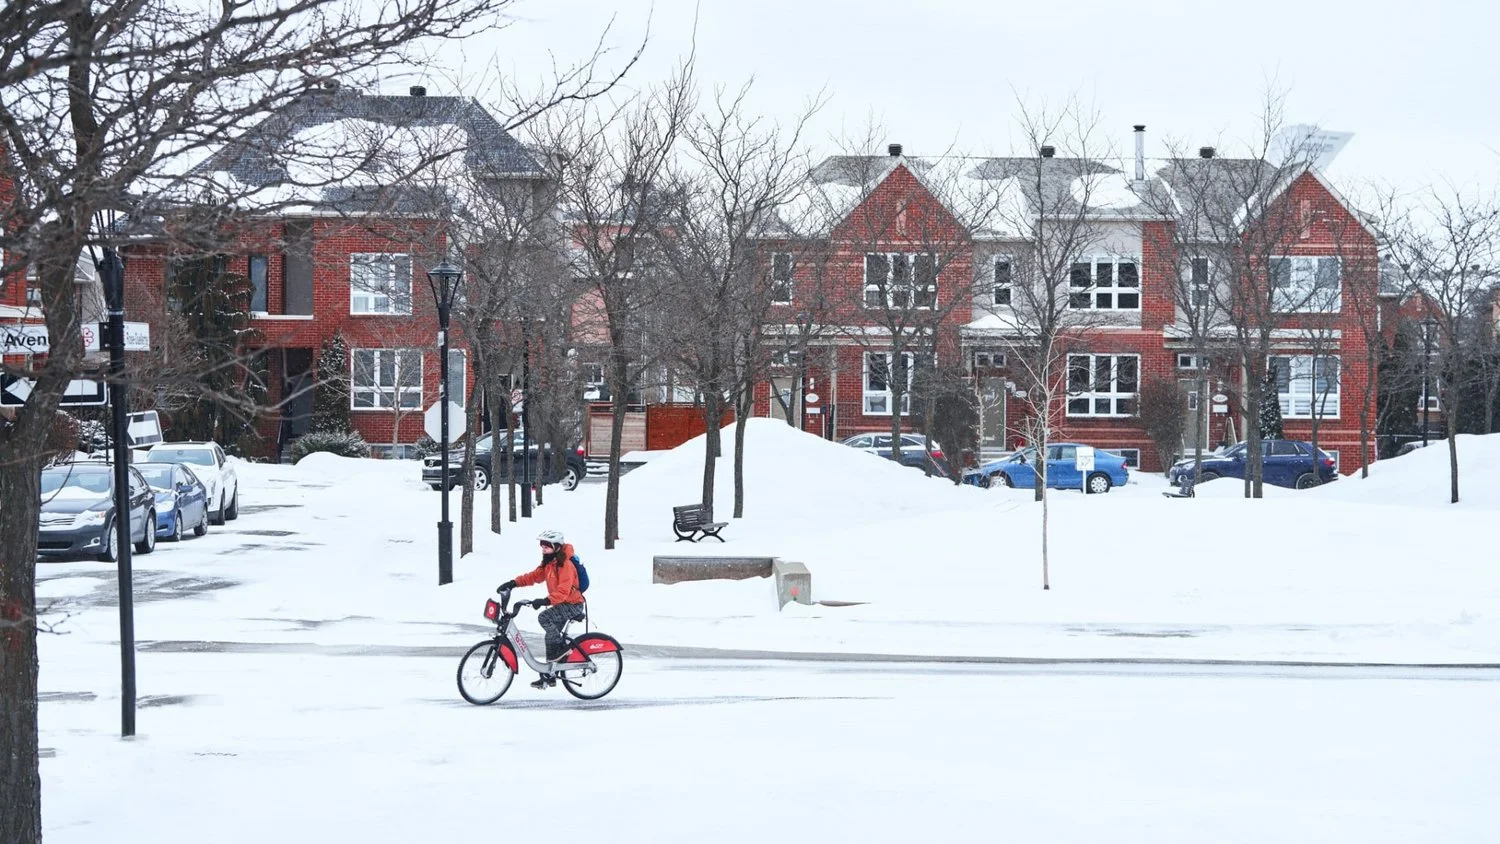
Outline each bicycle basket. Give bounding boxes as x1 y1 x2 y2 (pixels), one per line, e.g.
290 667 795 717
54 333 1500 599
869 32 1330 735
483 599 502 622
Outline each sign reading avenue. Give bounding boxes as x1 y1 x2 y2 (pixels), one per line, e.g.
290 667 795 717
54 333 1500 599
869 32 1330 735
0 322 151 354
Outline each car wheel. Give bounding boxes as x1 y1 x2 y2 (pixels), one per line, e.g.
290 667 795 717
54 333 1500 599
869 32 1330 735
135 511 156 554
193 506 208 537
1086 473 1112 494
1295 472 1319 490
472 467 490 491
978 473 993 489
1199 472 1220 482
97 519 119 563
211 493 226 526
999 472 1015 488
560 466 581 492
169 509 184 542
225 490 239 521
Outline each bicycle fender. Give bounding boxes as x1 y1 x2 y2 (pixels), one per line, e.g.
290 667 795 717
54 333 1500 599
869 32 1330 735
498 638 519 673
564 632 621 663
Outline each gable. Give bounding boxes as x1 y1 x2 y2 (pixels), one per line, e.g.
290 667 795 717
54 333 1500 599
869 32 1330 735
831 164 969 248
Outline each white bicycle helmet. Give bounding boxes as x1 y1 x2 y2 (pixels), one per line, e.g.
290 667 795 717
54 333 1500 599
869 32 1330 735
537 529 565 545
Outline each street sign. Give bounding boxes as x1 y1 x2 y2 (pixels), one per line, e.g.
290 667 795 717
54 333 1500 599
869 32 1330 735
0 326 54 355
126 410 163 447
509 388 524 413
96 322 151 352
0 323 136 354
424 401 465 442
1075 446 1095 493
0 374 107 406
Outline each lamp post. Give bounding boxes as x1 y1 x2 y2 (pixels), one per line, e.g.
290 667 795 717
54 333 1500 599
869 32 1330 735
426 259 463 585
1421 318 1434 447
796 310 811 431
97 245 136 737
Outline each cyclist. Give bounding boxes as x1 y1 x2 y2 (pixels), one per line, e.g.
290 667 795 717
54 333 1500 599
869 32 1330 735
499 529 586 689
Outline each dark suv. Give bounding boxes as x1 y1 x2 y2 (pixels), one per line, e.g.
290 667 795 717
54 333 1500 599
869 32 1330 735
1167 440 1338 489
423 430 587 492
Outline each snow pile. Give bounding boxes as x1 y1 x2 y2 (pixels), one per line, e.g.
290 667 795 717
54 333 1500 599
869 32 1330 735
1311 433 1500 509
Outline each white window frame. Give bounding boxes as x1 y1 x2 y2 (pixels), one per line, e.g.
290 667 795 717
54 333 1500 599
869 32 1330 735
769 252 794 304
581 363 606 401
349 253 413 315
351 348 424 410
1270 354 1341 419
1269 256 1341 313
1106 448 1141 468
1419 378 1442 412
1066 353 1140 417
971 349 1006 370
991 256 1013 307
1322 449 1340 471
770 348 804 368
863 351 914 416
864 253 937 310
1176 353 1208 370
1068 257 1141 310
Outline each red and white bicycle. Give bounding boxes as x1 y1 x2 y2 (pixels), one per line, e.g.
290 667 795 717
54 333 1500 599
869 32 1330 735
457 587 624 704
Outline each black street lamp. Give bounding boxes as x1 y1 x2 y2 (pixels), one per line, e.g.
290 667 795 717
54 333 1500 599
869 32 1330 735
97 245 136 737
521 314 532 518
796 310 812 431
426 259 463 586
1420 318 1435 447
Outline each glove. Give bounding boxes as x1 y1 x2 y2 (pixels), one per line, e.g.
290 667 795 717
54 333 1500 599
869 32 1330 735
530 598 551 609
498 580 517 593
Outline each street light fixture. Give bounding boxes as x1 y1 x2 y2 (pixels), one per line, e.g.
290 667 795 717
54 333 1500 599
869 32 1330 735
96 244 137 737
426 258 463 586
796 310 812 431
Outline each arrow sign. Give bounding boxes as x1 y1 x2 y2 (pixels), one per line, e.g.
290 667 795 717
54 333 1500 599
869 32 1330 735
126 410 163 447
0 374 107 406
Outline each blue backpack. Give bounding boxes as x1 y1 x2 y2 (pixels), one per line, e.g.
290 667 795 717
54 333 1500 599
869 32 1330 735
571 554 590 593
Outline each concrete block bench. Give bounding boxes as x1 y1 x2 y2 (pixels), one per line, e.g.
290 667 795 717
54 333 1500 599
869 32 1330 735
651 555 814 609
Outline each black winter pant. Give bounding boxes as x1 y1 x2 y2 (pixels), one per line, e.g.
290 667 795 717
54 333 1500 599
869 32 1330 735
538 602 587 660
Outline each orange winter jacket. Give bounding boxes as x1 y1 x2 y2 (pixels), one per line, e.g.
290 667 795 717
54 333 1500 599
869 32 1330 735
514 543 584 606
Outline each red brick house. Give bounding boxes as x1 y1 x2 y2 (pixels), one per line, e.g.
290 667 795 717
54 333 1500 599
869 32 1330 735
754 138 1382 474
121 86 549 458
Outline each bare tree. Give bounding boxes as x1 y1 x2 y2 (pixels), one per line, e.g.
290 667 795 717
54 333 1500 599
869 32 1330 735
1376 185 1500 502
535 60 695 549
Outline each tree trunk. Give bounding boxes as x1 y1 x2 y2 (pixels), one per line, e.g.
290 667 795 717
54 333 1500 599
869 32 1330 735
532 415 547 509
1447 396 1461 504
700 386 721 514
460 384 480 556
604 352 630 549
488 376 505 534
733 388 750 518
0 457 44 844
504 395 517 524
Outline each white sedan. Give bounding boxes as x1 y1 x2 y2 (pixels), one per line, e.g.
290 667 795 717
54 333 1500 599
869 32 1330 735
143 442 240 525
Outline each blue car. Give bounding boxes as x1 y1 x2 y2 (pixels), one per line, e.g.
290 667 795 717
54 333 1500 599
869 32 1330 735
134 462 211 541
1166 440 1338 490
963 443 1130 494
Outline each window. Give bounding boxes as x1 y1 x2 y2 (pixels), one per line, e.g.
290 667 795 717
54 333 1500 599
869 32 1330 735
351 349 423 409
1066 354 1139 417
971 349 1006 370
1106 448 1141 468
582 363 606 400
349 253 413 315
1176 353 1207 370
1322 449 1340 471
863 351 914 415
1270 354 1340 418
1269 256 1340 312
864 253 937 309
1419 379 1442 412
770 252 793 304
1069 258 1140 310
1188 257 1211 310
992 257 1012 306
770 348 804 368
249 255 269 313
445 349 466 407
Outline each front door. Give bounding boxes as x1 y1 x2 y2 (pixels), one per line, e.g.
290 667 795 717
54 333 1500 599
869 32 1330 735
978 377 1006 451
770 377 797 425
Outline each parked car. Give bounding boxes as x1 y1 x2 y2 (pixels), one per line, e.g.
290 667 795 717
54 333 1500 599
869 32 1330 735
37 462 157 561
423 429 588 492
143 442 240 524
134 462 211 542
839 432 952 477
963 443 1130 494
1167 440 1338 489
1396 440 1438 457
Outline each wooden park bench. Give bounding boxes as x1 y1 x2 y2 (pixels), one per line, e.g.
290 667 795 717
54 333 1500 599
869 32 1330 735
672 504 728 543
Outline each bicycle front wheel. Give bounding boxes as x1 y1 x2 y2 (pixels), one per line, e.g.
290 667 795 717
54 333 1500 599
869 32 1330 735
457 640 514 705
561 639 623 700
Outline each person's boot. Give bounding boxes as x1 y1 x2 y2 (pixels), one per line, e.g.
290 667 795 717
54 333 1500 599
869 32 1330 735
530 673 556 690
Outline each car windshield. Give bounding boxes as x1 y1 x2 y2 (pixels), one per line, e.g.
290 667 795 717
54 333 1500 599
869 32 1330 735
1008 449 1036 463
148 448 215 467
134 464 176 489
40 468 112 495
1222 444 1246 459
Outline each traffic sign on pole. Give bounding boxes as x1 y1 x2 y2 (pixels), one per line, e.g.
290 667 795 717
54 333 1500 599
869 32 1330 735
0 374 107 406
126 410 163 447
424 401 465 442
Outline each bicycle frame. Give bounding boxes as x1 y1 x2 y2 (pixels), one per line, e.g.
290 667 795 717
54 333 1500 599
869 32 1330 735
489 600 595 678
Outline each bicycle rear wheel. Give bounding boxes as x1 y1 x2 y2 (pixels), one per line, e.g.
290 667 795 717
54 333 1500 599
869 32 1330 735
560 634 623 700
457 639 514 705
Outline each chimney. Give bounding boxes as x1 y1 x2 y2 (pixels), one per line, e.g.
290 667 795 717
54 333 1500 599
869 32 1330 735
1199 146 1216 159
1133 125 1146 181
1040 145 1056 158
409 85 427 97
888 143 903 157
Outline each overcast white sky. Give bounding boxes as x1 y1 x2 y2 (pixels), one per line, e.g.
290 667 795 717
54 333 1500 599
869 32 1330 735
411 0 1499 200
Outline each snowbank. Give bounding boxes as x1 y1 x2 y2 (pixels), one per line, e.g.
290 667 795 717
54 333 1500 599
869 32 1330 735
1311 434 1500 509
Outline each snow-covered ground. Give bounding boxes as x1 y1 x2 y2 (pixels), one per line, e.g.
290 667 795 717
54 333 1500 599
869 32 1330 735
35 421 1500 840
